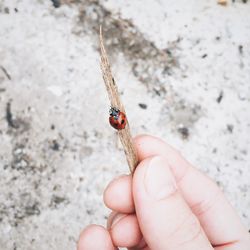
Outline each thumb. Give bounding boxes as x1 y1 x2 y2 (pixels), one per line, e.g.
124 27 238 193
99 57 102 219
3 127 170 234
133 156 213 250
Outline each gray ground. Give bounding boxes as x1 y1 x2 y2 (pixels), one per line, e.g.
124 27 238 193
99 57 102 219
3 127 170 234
0 0 250 249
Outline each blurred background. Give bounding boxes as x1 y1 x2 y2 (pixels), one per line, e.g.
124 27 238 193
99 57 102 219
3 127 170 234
0 0 250 249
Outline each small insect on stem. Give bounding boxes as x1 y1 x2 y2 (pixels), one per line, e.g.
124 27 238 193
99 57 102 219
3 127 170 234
109 107 127 130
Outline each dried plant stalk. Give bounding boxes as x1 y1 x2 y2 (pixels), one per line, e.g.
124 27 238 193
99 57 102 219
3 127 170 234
217 0 227 5
99 26 138 173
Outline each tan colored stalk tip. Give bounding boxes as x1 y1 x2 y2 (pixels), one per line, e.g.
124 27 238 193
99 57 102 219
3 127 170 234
218 0 227 5
99 26 138 174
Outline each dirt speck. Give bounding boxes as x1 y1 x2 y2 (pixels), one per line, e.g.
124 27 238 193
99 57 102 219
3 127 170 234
50 195 68 208
227 124 234 133
51 0 61 8
138 103 147 109
177 126 189 139
25 203 40 216
216 91 223 103
6 102 17 128
1 66 11 80
51 140 60 151
238 45 243 54
6 102 30 133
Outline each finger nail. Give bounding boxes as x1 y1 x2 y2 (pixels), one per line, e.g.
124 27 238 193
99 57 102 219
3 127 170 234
144 156 177 200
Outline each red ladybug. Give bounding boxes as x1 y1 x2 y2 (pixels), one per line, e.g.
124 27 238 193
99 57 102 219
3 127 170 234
109 107 126 130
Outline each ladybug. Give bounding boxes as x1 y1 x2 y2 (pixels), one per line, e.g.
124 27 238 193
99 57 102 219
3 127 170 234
109 107 126 130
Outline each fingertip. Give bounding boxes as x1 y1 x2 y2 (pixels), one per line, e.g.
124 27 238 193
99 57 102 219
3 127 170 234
134 134 189 180
104 175 134 213
134 134 167 160
78 225 115 250
134 134 159 151
133 133 150 141
109 213 142 248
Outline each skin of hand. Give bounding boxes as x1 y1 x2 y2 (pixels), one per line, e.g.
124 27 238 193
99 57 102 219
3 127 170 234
77 135 250 250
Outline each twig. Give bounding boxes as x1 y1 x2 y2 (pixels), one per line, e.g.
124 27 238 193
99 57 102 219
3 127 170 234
99 26 138 173
1 66 11 80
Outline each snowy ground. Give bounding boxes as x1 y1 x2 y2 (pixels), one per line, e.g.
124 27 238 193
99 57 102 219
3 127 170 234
0 0 250 249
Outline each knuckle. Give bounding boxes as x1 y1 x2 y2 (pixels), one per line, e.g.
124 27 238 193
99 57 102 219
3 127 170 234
191 186 221 216
170 213 202 248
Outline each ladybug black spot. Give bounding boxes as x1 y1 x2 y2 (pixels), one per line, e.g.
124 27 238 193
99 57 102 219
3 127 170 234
121 119 125 124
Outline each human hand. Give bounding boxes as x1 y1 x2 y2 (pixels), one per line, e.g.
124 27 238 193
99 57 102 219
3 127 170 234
77 135 250 250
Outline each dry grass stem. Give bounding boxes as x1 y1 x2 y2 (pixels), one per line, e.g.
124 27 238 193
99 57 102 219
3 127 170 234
99 26 138 173
217 0 227 5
